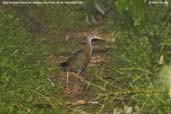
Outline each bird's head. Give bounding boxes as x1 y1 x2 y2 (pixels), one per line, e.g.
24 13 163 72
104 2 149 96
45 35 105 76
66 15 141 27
87 33 103 41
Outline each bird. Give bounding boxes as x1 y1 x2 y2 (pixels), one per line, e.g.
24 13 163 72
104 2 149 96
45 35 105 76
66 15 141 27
60 33 102 93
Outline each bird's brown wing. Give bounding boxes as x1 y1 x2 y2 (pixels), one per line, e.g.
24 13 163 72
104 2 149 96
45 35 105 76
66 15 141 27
66 49 90 73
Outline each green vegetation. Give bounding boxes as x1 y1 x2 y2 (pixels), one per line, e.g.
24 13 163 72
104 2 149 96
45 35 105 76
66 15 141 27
1 0 171 113
0 8 67 113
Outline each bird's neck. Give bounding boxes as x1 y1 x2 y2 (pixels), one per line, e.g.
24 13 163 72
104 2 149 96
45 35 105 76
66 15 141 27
84 38 93 56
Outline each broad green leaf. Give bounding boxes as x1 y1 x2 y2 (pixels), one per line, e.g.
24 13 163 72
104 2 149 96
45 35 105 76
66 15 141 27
115 0 129 14
94 2 105 15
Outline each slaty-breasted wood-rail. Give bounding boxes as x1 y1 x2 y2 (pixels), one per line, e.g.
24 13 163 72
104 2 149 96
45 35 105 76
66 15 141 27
60 33 102 93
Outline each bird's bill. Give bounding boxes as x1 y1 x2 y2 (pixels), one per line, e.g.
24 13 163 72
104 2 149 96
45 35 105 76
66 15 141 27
94 36 102 39
93 36 105 42
93 36 105 41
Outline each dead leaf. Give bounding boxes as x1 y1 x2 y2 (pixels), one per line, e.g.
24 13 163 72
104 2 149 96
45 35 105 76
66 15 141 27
159 55 164 65
67 100 87 106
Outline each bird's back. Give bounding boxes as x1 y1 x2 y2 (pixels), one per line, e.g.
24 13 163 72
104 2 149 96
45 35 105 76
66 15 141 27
60 48 91 73
69 48 90 72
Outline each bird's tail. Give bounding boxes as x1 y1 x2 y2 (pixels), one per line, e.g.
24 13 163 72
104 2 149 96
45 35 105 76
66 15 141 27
59 62 68 71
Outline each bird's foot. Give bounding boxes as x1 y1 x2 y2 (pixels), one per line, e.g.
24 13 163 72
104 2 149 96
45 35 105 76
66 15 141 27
73 88 82 95
64 87 72 94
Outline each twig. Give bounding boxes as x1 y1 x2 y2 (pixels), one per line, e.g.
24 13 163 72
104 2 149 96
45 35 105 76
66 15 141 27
30 89 91 114
99 89 164 96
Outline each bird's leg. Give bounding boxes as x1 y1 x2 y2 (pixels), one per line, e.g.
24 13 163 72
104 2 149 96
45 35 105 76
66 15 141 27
65 71 71 93
74 73 81 94
66 71 69 88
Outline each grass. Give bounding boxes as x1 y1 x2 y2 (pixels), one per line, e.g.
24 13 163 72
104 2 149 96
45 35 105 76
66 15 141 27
1 6 171 114
0 8 68 114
